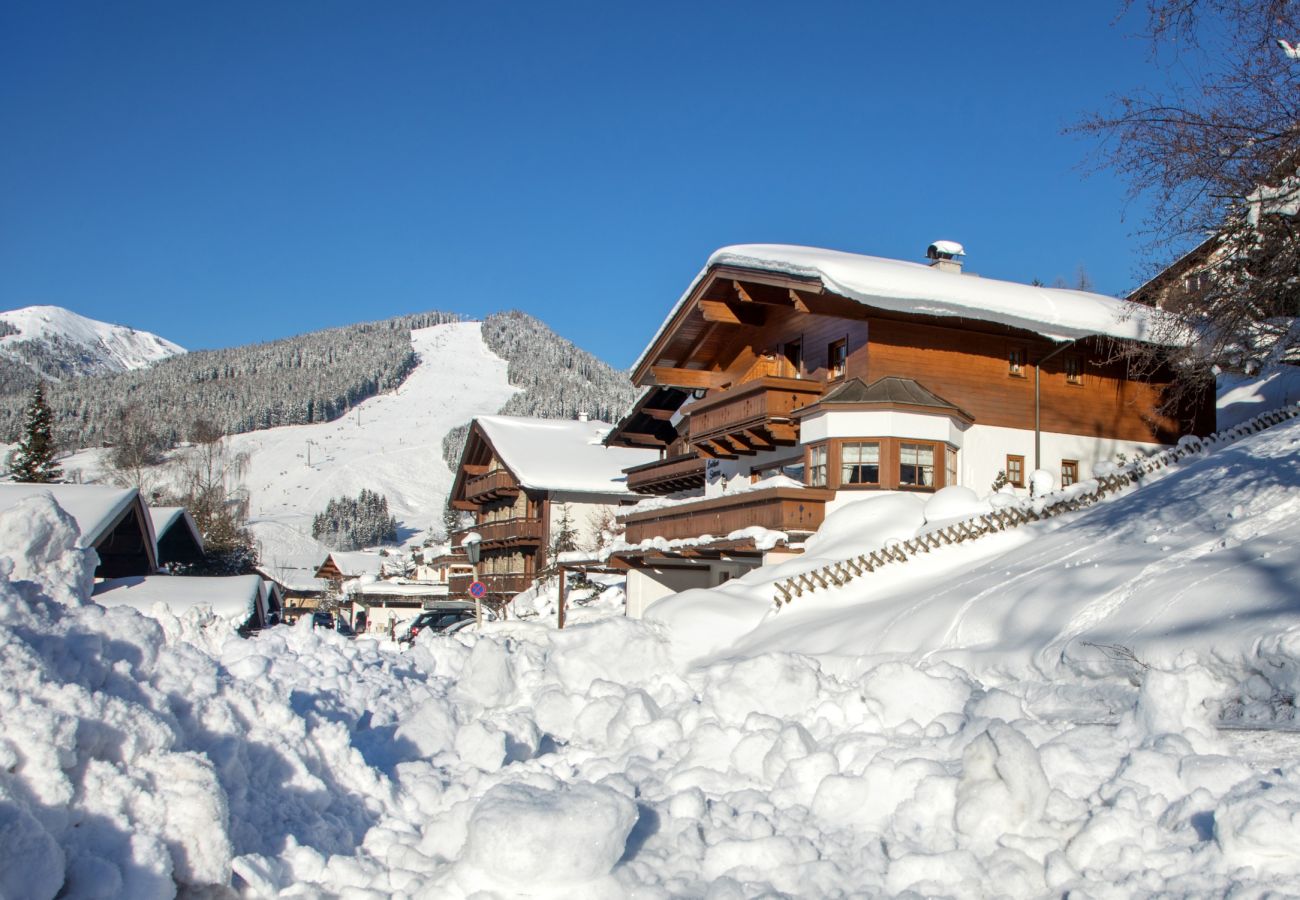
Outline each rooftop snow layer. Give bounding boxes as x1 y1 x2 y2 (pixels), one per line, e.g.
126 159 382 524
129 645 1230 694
476 415 658 495
635 244 1170 375
93 574 264 623
0 484 141 547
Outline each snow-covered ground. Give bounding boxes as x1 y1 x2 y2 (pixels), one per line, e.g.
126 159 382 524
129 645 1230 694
4 400 1300 897
0 305 183 374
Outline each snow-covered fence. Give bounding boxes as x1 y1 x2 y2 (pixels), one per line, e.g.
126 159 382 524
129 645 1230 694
773 405 1300 608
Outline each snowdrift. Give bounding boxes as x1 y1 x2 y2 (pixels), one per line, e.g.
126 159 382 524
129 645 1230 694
1 411 1300 897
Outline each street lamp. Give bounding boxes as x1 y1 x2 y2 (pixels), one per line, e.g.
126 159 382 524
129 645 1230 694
460 531 483 628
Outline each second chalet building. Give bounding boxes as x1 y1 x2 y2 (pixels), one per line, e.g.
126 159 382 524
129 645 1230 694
606 243 1215 614
448 415 656 604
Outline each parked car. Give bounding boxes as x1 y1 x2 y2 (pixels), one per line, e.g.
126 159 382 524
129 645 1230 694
311 611 356 637
398 602 494 644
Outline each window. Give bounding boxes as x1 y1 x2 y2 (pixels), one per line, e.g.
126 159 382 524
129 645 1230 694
1061 459 1078 487
808 444 828 487
1006 454 1025 488
783 339 803 378
1009 348 1025 376
827 338 847 380
840 441 880 485
1065 356 1082 385
899 443 935 487
945 447 958 488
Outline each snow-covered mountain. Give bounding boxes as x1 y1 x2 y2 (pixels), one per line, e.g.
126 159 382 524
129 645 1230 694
0 305 184 379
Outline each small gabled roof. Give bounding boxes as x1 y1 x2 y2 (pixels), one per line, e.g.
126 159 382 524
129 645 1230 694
798 376 974 422
315 551 386 580
149 506 204 565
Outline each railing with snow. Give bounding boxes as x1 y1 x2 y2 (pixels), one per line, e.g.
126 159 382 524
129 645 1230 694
772 405 1300 608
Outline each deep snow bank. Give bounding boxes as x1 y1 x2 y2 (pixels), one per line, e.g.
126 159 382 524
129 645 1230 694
649 414 1300 684
5 454 1300 897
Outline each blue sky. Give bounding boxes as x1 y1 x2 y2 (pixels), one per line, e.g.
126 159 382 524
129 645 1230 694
1 1 1175 368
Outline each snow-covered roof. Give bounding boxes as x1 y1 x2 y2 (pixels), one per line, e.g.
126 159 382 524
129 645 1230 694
0 484 144 548
635 244 1171 375
346 580 450 598
93 574 264 623
256 557 330 593
475 416 658 495
319 551 386 578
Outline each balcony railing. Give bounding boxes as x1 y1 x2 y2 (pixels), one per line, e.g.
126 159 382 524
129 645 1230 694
453 517 544 547
687 376 823 456
449 571 536 598
619 486 834 545
625 453 707 495
465 468 521 503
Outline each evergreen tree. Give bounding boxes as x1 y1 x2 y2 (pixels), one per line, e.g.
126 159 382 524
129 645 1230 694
8 384 62 483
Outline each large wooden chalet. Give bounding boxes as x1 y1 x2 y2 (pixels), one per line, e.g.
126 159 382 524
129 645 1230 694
606 243 1215 615
447 415 656 605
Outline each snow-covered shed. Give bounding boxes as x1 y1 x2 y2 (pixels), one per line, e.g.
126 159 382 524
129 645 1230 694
446 416 658 605
93 574 268 631
0 484 156 577
149 506 204 569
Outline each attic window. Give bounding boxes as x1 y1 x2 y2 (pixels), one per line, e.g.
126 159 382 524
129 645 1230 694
1008 348 1025 377
1065 356 1083 385
828 338 847 380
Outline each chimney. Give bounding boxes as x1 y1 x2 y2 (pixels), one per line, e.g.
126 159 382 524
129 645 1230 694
577 411 589 422
926 240 965 273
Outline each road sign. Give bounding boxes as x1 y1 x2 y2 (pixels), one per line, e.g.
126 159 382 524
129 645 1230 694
468 581 487 599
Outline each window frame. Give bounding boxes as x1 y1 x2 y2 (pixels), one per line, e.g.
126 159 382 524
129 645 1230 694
1065 355 1083 386
1006 454 1025 488
1008 347 1026 377
898 441 937 489
1061 459 1079 488
827 337 848 381
806 443 829 487
838 440 881 487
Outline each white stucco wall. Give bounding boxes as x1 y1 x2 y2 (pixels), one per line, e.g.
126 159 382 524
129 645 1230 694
547 493 631 552
625 560 753 618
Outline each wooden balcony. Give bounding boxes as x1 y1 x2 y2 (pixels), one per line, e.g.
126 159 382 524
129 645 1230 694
625 453 707 495
620 486 834 545
465 468 520 503
450 571 536 598
687 376 823 458
453 517 544 548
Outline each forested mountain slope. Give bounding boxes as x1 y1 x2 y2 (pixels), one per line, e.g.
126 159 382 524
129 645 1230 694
441 310 637 467
0 311 460 446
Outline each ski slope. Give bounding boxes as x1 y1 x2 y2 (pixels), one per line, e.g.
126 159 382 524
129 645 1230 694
229 322 518 572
